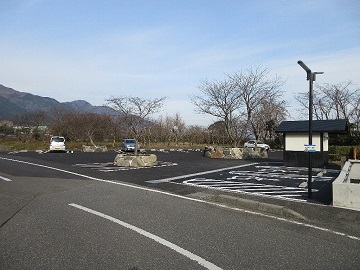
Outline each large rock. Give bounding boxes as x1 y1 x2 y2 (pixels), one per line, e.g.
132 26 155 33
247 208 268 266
82 145 108 152
113 154 157 167
204 146 268 159
242 147 268 159
204 146 224 158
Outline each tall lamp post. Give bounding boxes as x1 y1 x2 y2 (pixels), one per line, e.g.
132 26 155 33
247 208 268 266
297 60 323 199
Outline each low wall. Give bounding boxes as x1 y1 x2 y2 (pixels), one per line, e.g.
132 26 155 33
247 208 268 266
204 146 268 159
333 159 360 211
283 151 329 168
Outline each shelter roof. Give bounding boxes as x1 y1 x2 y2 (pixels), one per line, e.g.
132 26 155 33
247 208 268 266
275 119 348 134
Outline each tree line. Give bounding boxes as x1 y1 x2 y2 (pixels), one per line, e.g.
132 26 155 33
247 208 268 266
1 66 359 147
295 80 360 145
2 110 218 148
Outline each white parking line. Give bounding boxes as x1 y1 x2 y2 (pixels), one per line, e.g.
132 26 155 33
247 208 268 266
0 175 12 181
69 203 222 270
256 189 307 194
280 194 307 198
182 179 310 200
74 161 178 172
146 163 259 183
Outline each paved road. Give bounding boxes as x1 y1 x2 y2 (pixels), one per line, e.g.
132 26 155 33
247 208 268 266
0 150 359 269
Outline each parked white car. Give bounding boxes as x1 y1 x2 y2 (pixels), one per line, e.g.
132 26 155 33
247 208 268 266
244 140 270 150
49 136 66 152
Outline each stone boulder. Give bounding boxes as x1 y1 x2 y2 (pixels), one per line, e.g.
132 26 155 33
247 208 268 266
113 154 157 167
204 146 224 158
242 147 268 159
82 145 108 152
204 146 268 159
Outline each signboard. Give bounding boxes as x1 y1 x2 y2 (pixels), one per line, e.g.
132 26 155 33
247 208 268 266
304 144 316 152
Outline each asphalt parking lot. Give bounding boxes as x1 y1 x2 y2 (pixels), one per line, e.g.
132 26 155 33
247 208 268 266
69 150 339 204
1 149 360 239
5 149 339 205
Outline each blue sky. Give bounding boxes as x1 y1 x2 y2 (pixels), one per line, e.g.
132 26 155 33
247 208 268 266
1 0 359 125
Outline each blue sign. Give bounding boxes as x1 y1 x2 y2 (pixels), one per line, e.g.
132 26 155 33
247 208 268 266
304 144 316 152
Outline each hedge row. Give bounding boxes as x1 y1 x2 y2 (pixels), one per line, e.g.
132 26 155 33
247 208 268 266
329 145 360 160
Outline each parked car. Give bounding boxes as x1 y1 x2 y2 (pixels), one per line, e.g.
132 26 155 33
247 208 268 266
49 136 66 152
121 139 140 152
244 140 270 150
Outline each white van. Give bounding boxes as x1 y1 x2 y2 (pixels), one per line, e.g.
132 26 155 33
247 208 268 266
49 136 66 151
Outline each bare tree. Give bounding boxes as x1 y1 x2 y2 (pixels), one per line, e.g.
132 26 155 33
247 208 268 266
51 113 112 146
74 113 112 147
191 66 286 145
105 96 166 154
48 105 70 122
16 110 49 140
165 113 185 146
147 115 167 145
351 96 360 132
295 81 359 122
184 125 208 145
317 81 359 120
250 97 287 140
18 110 48 127
229 66 285 140
208 121 229 145
191 78 242 145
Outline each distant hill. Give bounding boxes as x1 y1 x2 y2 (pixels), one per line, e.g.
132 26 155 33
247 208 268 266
0 84 114 121
63 100 112 115
0 95 26 119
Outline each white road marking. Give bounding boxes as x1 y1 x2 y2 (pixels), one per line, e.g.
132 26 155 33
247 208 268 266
69 203 222 270
0 175 12 181
146 163 259 183
256 190 308 194
74 161 178 172
0 156 106 181
182 178 308 196
0 156 359 242
278 194 306 198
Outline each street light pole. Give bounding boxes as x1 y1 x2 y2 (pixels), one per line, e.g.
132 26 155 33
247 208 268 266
297 60 323 199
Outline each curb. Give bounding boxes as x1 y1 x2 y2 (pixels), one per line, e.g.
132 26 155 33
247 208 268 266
219 195 306 220
189 192 306 220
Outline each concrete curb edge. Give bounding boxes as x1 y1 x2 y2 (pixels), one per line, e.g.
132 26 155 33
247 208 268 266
217 194 306 220
188 192 306 220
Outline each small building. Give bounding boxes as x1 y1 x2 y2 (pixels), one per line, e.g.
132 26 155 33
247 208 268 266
275 119 348 167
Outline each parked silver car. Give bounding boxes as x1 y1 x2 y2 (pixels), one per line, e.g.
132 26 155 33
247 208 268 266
244 140 270 150
49 136 66 152
121 139 140 152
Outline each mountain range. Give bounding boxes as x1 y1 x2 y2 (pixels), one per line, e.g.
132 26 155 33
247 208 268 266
0 84 113 121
